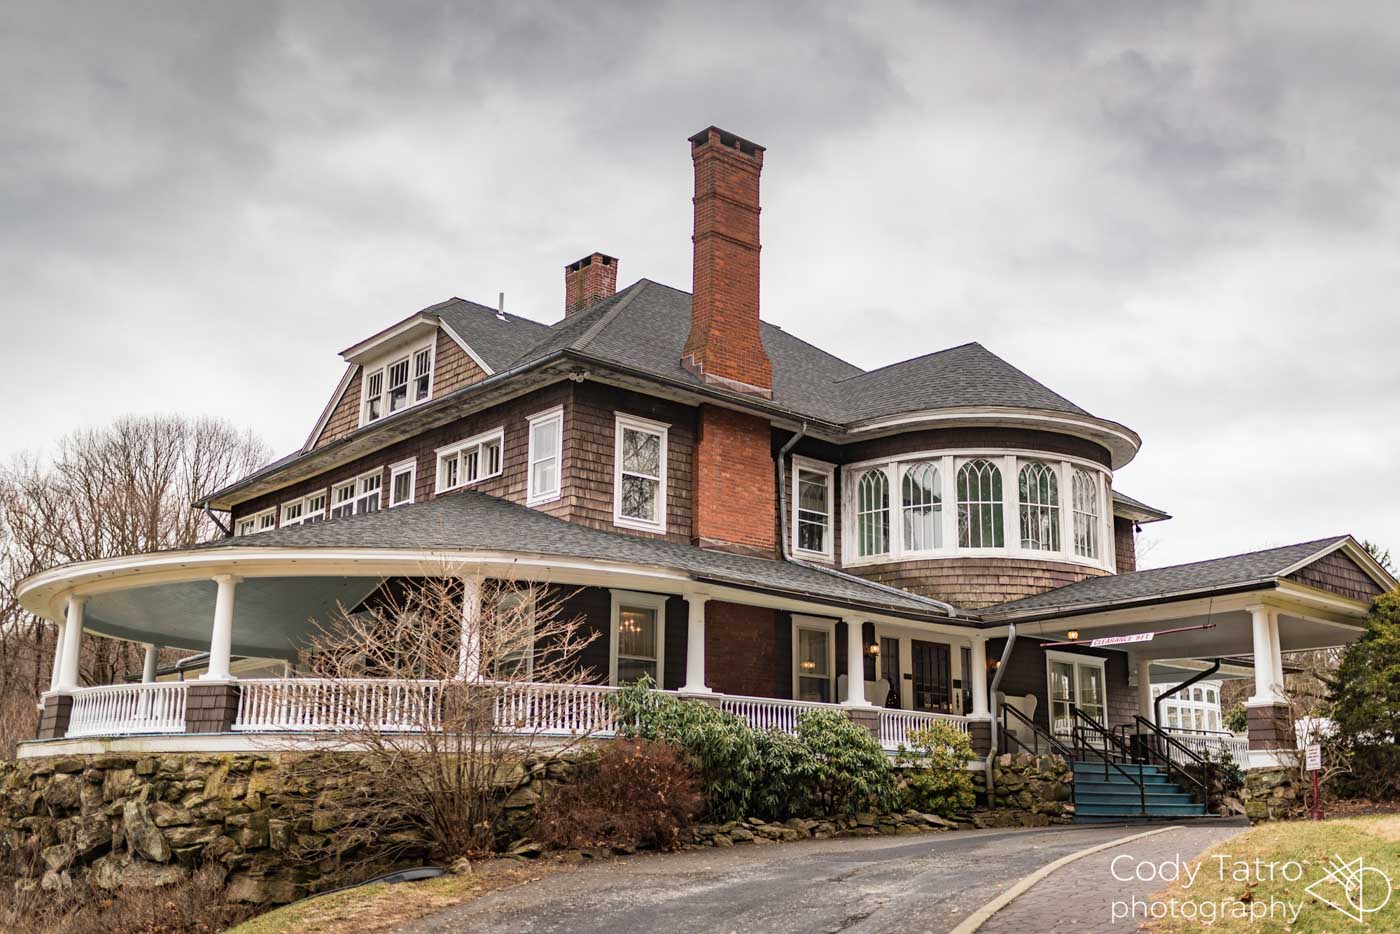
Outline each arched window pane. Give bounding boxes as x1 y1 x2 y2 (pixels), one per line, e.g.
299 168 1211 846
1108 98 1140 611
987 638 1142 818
957 459 1004 548
901 462 942 551
1072 469 1100 559
1018 462 1060 551
856 469 890 557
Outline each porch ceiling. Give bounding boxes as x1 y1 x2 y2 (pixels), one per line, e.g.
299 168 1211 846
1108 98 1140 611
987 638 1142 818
84 576 381 658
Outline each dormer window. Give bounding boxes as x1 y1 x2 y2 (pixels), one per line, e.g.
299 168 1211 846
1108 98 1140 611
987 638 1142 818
360 342 434 426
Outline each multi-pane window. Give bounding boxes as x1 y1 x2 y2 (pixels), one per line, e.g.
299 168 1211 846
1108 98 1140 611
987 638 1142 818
794 624 833 702
413 347 433 403
1072 469 1100 558
356 473 381 513
389 461 416 507
855 468 890 557
360 342 434 426
614 415 667 531
235 509 276 536
281 492 327 527
901 462 942 551
611 592 665 685
1018 461 1060 551
527 408 563 505
331 481 356 519
490 588 535 680
436 430 503 493
957 459 1004 548
794 461 833 557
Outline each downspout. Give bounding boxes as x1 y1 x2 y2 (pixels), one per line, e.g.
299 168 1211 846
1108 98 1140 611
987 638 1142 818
1154 658 1222 727
986 624 1016 794
775 426 958 617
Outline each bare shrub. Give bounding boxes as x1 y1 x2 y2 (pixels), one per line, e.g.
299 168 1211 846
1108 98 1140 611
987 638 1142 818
531 740 701 851
291 570 599 862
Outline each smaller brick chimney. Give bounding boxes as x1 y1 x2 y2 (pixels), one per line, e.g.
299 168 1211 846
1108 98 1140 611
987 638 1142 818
564 253 618 317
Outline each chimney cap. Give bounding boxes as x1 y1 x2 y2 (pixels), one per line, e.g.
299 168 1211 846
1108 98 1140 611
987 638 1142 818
689 126 765 158
566 252 617 273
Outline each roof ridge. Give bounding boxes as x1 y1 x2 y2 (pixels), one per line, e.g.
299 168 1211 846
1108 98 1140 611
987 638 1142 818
831 341 983 384
1131 535 1351 576
573 280 651 353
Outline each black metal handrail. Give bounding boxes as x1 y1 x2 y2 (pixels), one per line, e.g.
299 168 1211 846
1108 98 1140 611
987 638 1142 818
999 703 1076 760
1070 704 1148 815
1132 715 1215 814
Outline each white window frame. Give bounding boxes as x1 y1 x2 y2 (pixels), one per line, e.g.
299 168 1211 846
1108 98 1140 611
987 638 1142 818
613 413 669 533
526 406 564 506
839 449 1114 573
280 490 328 527
358 339 436 427
608 589 668 687
900 460 943 553
331 479 357 519
791 616 837 703
235 508 276 536
853 466 892 558
1017 460 1061 552
1071 467 1101 559
355 471 382 513
330 469 383 518
389 459 417 507
791 456 835 560
435 428 504 494
490 586 537 680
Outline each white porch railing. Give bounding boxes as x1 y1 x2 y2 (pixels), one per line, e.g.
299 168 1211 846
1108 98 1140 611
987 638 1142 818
1163 729 1250 770
879 708 971 751
493 682 622 736
719 694 836 735
67 683 187 737
233 679 442 732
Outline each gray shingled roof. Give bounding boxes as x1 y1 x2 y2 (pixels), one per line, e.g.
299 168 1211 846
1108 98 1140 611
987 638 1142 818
432 299 552 372
983 536 1351 617
1112 490 1172 521
211 490 960 620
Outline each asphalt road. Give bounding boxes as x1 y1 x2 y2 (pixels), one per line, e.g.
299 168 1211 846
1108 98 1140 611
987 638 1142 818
397 822 1241 934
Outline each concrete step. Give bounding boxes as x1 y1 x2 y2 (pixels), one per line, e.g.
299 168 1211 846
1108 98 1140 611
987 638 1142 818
1074 776 1177 791
1075 790 1199 807
1075 801 1207 817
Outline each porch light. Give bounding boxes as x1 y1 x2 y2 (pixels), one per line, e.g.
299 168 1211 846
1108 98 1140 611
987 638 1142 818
1066 629 1079 641
866 642 880 656
800 658 817 671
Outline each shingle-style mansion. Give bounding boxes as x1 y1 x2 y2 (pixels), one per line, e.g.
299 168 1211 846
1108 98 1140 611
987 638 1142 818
19 128 1394 813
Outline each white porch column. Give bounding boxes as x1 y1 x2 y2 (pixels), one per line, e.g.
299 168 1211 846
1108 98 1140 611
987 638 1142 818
842 617 871 707
1136 656 1155 726
1246 605 1285 705
458 576 483 682
56 596 85 691
680 595 711 694
200 575 239 682
48 620 67 692
141 645 160 684
968 636 990 717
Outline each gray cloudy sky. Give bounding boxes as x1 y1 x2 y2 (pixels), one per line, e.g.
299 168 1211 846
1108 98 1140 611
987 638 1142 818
2 1 1397 569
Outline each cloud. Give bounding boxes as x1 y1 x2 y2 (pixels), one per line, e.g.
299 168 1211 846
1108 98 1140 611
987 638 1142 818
0 0 1396 566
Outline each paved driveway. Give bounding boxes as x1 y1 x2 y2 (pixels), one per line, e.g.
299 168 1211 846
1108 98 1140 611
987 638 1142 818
398 822 1243 934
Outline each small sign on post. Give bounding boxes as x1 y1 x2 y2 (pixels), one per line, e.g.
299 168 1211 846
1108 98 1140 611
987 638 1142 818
1306 743 1323 820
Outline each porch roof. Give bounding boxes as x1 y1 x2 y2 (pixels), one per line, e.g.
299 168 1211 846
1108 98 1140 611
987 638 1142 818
982 535 1391 620
191 490 961 621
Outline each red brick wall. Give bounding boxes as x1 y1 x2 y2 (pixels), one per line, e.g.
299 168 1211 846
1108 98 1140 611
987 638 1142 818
693 405 776 555
703 601 787 698
682 128 772 394
1114 517 1137 574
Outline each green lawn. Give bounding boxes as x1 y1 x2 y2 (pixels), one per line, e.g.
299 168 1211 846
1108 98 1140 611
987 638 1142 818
1148 815 1400 933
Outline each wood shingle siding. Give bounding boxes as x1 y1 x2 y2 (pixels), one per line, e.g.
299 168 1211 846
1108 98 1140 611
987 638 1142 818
313 367 363 450
1288 549 1385 602
849 557 1108 610
1114 516 1137 574
431 328 489 397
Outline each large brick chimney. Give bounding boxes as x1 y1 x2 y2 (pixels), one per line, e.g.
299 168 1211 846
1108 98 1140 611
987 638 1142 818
685 127 777 558
564 252 618 316
682 127 773 398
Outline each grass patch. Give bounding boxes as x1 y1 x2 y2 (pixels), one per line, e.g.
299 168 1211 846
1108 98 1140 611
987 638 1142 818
226 862 552 934
1148 816 1400 933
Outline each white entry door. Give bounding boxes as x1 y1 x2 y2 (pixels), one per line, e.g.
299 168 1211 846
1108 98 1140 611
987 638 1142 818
1046 651 1107 738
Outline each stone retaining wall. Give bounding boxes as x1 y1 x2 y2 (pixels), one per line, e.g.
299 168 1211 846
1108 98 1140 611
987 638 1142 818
1244 766 1306 821
982 752 1074 826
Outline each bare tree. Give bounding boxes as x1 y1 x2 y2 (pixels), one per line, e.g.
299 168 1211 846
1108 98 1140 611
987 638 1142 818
0 415 268 755
288 570 599 863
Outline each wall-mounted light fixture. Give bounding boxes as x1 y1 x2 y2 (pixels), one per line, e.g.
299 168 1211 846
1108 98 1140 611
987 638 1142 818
1066 629 1079 641
866 642 881 656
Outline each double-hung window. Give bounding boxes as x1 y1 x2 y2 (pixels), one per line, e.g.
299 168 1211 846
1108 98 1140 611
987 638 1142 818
331 480 357 519
526 407 563 505
613 414 668 532
235 508 276 536
389 460 416 507
792 618 835 703
281 491 327 527
436 429 504 493
331 471 382 518
356 472 382 513
793 458 834 558
609 590 667 686
360 342 434 426
490 587 536 680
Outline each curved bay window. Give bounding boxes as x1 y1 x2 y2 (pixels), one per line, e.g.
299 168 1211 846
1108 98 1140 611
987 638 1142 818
1018 461 1060 551
856 468 890 557
1072 468 1100 559
957 459 1004 548
901 462 942 551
